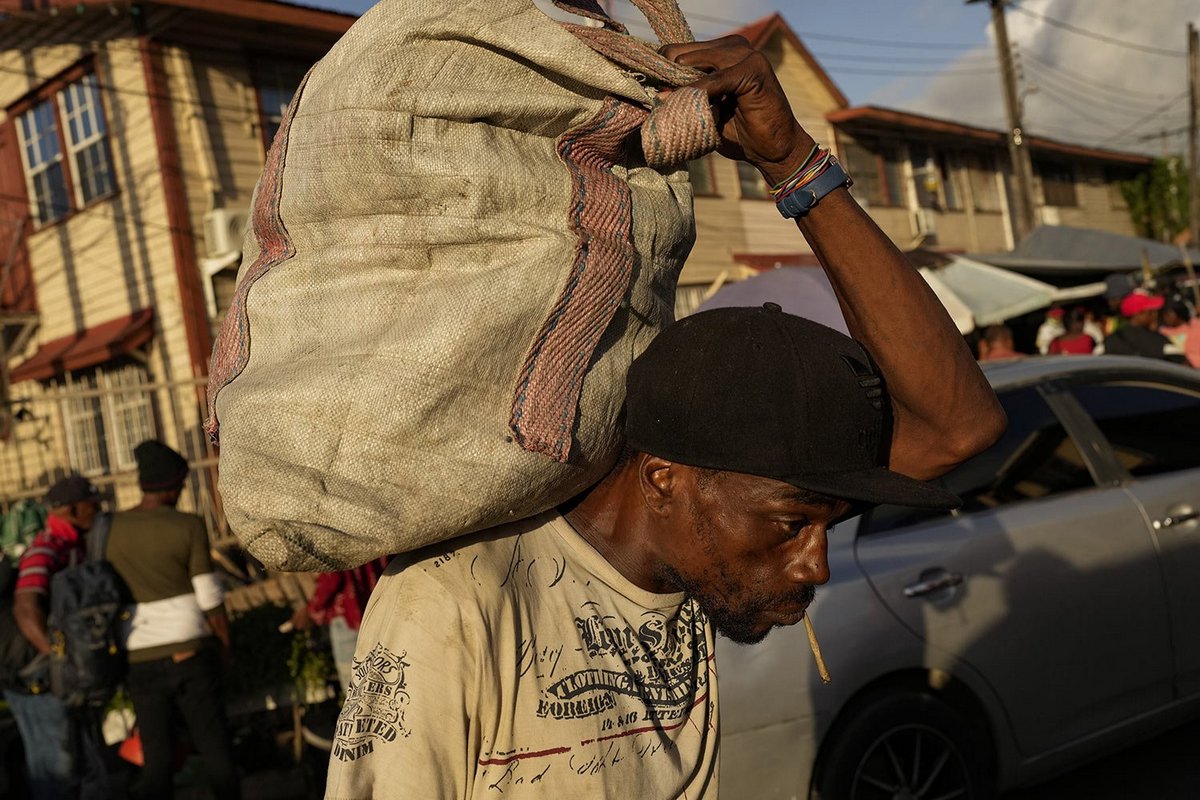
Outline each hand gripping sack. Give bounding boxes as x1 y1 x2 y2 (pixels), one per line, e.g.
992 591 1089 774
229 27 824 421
206 0 719 571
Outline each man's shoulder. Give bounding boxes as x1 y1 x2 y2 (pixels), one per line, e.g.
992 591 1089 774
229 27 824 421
112 507 203 535
380 513 567 607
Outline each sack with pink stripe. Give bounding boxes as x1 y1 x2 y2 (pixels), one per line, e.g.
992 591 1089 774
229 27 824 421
206 0 718 570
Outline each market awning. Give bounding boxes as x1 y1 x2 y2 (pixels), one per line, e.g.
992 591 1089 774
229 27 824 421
969 225 1200 279
923 257 1105 328
10 308 155 383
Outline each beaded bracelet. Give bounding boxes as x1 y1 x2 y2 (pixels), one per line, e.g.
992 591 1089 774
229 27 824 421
771 145 835 204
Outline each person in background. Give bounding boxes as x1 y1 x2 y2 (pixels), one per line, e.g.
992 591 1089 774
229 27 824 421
105 440 241 800
1048 307 1096 355
1082 308 1106 346
979 325 1024 361
10 475 108 800
1159 300 1200 367
1034 307 1065 354
1100 290 1187 363
290 557 390 694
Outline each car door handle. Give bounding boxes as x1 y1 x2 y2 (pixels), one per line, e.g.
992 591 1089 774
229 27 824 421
903 570 964 598
1153 511 1200 530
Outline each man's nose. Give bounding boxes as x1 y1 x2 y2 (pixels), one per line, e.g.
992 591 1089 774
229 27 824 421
785 525 830 586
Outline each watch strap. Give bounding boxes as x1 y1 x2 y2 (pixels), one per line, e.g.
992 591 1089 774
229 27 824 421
776 159 853 219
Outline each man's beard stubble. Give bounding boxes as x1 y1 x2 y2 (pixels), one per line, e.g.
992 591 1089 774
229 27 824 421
657 563 816 645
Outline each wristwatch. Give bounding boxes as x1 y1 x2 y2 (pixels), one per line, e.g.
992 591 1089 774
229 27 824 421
776 159 853 220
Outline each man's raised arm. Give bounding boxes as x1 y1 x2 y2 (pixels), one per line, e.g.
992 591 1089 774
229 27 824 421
664 37 1005 479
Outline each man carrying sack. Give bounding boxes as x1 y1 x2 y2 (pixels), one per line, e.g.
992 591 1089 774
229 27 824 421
324 35 1004 800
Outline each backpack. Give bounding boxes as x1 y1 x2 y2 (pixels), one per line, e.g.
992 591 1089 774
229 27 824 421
0 499 47 566
0 558 39 693
205 0 715 571
46 514 129 707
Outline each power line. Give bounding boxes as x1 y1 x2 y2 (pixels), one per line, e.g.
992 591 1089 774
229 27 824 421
660 4 983 50
1099 90 1191 145
808 51 994 66
823 65 998 78
1029 82 1141 129
1020 49 1178 103
1010 3 1187 58
1022 61 1188 119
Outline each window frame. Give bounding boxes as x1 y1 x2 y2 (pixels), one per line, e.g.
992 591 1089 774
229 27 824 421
1055 377 1200 484
966 152 1003 213
57 74 115 209
877 144 906 208
251 55 311 152
856 381 1113 538
736 161 772 201
1036 159 1079 208
59 363 157 477
686 157 720 198
8 58 117 229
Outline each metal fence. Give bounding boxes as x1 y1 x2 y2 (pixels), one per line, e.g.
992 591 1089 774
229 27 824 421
0 371 225 546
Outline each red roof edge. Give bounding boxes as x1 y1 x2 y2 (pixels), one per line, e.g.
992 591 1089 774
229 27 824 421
828 105 1153 166
0 0 356 34
728 13 849 110
11 308 155 383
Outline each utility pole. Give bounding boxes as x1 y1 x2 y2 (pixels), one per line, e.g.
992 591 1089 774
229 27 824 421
968 0 1037 243
1188 22 1198 245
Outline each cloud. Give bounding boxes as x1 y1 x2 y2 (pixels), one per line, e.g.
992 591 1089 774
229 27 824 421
901 0 1198 154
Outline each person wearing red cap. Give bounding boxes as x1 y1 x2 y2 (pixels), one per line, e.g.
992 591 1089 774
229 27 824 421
1102 290 1188 363
325 35 1004 800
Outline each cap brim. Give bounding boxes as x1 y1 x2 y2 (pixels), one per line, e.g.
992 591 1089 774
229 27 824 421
784 466 960 512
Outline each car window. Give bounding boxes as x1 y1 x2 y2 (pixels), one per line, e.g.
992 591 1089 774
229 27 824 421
1069 383 1200 478
862 387 1094 535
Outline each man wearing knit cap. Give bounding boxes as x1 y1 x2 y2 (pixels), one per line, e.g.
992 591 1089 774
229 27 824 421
105 440 242 800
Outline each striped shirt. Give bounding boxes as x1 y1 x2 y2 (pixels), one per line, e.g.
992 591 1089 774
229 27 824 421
14 515 84 595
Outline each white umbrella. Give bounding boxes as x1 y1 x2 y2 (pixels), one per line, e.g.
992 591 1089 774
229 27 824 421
920 256 1105 331
918 268 975 335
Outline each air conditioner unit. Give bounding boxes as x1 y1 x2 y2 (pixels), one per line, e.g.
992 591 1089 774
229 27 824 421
911 208 937 236
202 208 249 258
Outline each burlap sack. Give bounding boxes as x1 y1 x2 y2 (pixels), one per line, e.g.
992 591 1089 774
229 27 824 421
206 0 718 570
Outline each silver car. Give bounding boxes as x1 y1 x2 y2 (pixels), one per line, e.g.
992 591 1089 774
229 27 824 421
718 355 1200 800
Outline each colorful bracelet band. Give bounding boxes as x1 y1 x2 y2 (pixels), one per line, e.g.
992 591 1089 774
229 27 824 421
771 146 833 203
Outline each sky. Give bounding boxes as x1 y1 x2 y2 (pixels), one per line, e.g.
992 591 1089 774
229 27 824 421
309 0 1199 156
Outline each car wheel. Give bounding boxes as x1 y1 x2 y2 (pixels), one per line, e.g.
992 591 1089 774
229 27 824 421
814 689 995 800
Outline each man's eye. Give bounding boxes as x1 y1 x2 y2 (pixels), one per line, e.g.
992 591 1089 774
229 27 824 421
783 518 811 535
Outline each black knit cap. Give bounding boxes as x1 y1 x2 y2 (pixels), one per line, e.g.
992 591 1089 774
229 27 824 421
624 304 960 510
134 440 189 491
44 474 99 508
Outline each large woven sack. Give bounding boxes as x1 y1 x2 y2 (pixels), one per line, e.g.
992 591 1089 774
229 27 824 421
207 0 719 571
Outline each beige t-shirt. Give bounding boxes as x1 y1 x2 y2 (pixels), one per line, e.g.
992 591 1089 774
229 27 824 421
325 513 718 800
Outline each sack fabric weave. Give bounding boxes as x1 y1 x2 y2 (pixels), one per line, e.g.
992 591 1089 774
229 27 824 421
207 0 719 570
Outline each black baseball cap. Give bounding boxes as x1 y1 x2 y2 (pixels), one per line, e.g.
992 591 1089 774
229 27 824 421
625 304 960 511
43 474 100 508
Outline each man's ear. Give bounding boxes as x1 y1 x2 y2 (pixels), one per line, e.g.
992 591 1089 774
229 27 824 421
636 454 677 516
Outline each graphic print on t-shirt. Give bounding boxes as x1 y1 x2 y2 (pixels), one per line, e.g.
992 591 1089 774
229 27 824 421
536 600 707 726
333 643 412 762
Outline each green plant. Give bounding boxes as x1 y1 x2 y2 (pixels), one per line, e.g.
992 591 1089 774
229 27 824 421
1120 156 1191 243
225 604 293 697
288 630 334 704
